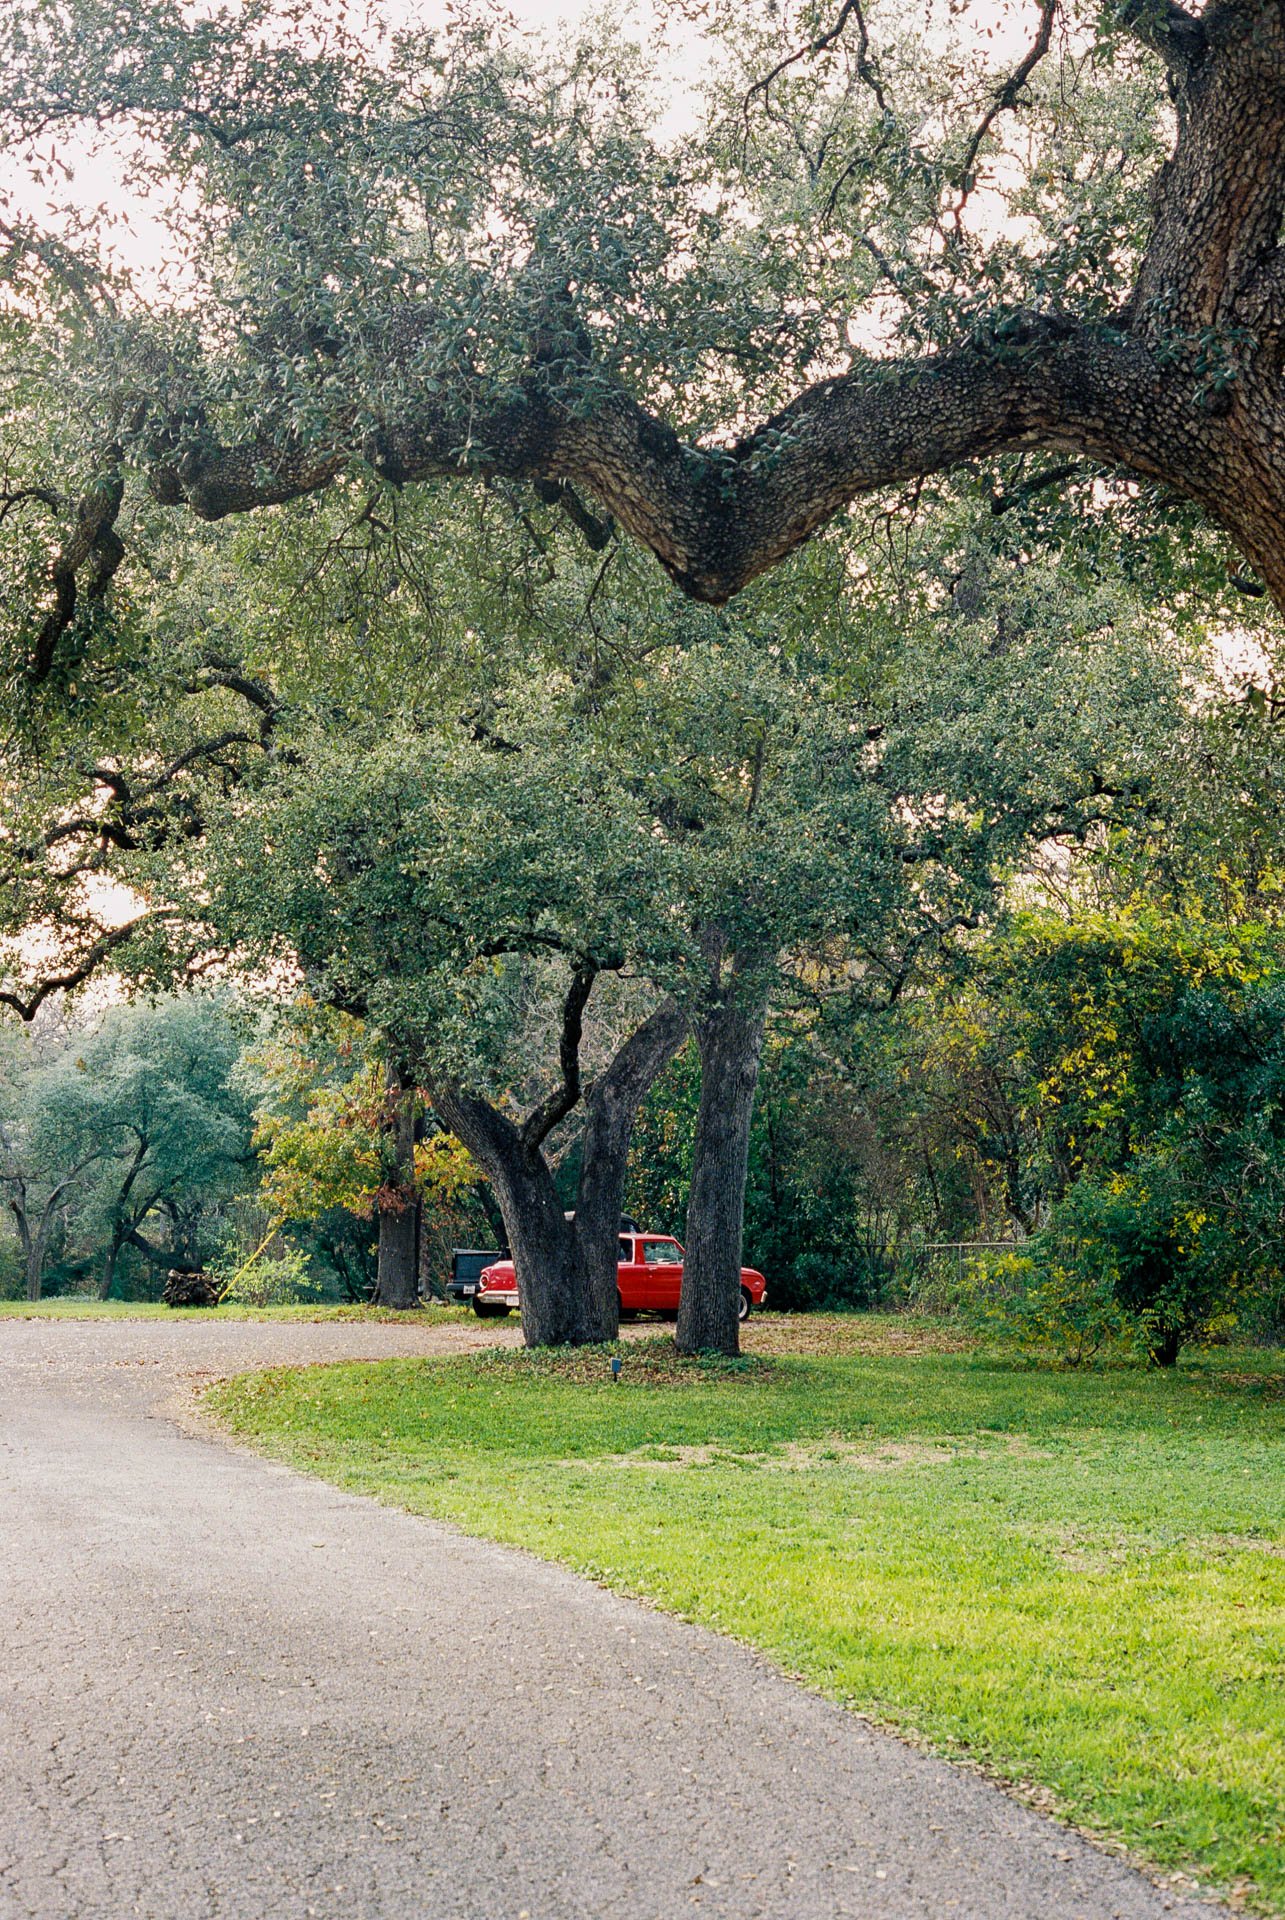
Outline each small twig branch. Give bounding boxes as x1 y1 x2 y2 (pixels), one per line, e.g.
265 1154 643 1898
950 0 1059 224
745 0 891 122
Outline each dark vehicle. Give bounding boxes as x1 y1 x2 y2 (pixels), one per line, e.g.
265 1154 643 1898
447 1248 503 1306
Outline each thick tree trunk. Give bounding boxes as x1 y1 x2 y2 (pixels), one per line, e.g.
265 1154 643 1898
427 997 685 1346
575 1000 689 1340
99 1228 124 1301
375 1203 419 1309
373 1062 421 1309
429 1081 591 1345
11 1202 45 1303
24 1238 42 1304
492 1157 587 1347
676 991 768 1358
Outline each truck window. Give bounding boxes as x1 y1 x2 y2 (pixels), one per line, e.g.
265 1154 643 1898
642 1239 683 1264
618 1237 634 1261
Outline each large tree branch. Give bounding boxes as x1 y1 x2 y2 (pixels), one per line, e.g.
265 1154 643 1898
124 1225 169 1264
7 1196 32 1257
1114 0 1205 68
426 970 600 1170
41 1144 114 1218
13 0 1285 652
30 457 127 684
138 321 1179 606
423 1079 524 1181
583 998 688 1133
186 657 282 732
520 965 597 1151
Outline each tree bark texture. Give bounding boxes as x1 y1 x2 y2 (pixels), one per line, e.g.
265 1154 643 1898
427 996 686 1347
375 1203 419 1310
99 1229 124 1301
428 1081 592 1346
676 991 768 1358
26 0 1285 677
373 1062 421 1309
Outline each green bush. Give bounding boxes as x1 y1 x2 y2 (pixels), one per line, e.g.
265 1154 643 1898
968 1168 1245 1366
1059 1170 1242 1365
965 1245 1136 1366
213 1244 322 1307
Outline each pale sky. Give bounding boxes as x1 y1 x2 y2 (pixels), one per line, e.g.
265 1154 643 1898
0 0 1044 289
0 0 707 287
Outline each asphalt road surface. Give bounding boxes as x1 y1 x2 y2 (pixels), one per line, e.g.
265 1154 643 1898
0 1317 1222 1920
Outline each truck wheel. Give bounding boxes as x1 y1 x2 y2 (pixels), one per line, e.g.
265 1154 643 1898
738 1287 753 1322
473 1301 511 1319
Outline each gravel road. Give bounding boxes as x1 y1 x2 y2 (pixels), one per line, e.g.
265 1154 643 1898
0 1317 1221 1920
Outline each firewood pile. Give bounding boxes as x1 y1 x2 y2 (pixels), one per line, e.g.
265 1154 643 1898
162 1268 220 1308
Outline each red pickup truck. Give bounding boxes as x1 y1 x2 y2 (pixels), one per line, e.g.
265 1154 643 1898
473 1233 767 1322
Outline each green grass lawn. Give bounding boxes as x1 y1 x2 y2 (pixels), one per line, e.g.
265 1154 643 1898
0 1298 476 1322
209 1315 1285 1913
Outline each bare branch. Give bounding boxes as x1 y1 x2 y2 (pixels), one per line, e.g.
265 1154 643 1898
745 0 891 120
951 0 1059 222
0 914 168 1022
520 965 597 1150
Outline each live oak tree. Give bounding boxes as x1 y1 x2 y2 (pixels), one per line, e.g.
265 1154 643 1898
157 505 1095 1354
73 993 255 1294
428 995 690 1344
0 1022 112 1299
2 0 1272 1354
0 992 254 1298
610 539 1187 1350
0 467 696 1338
184 683 694 1344
0 435 1194 1345
4 0 1285 694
